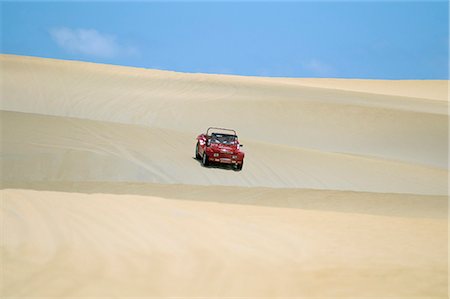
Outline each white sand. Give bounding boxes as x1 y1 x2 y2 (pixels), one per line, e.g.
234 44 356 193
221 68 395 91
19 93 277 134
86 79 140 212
0 54 448 297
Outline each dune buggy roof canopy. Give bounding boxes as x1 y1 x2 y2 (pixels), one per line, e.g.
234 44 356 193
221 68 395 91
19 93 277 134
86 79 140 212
206 127 237 136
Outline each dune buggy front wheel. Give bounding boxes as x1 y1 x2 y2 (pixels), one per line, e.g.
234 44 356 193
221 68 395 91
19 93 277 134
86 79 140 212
195 142 201 159
202 153 209 167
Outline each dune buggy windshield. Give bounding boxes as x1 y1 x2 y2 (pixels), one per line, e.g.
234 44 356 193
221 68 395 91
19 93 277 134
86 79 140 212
210 133 237 145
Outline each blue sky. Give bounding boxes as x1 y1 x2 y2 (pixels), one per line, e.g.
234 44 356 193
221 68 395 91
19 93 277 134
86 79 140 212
1 1 448 79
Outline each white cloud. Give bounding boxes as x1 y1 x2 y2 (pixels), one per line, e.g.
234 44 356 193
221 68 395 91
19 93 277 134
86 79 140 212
302 59 335 76
50 27 137 58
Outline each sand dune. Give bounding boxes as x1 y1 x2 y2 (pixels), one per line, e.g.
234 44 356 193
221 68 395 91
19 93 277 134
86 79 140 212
1 110 446 195
2 188 446 297
0 54 448 297
2 55 447 168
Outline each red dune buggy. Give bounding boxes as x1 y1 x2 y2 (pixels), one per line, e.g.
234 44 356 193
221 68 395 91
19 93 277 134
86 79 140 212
195 127 244 171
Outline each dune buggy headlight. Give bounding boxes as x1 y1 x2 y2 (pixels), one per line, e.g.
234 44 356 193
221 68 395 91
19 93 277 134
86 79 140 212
213 153 219 157
232 155 237 159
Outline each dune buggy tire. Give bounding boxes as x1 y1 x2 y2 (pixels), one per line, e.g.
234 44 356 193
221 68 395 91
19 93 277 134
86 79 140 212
202 152 209 167
195 142 201 159
234 161 243 171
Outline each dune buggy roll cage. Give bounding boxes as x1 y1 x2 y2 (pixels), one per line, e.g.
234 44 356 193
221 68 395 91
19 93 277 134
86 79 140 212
206 127 237 136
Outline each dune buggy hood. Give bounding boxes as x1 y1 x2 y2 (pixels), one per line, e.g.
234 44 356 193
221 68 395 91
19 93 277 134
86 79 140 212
210 143 239 153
